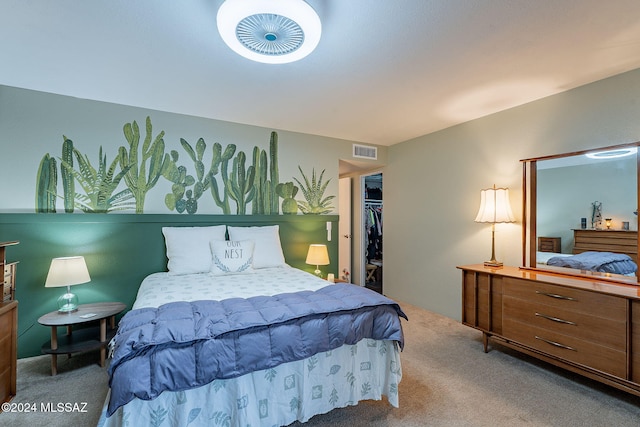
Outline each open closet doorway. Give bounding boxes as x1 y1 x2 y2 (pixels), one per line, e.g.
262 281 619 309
362 173 382 293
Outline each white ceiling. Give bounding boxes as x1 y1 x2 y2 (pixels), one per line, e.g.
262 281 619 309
2 0 640 146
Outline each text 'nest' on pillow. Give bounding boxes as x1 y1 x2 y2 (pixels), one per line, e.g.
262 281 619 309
210 240 255 275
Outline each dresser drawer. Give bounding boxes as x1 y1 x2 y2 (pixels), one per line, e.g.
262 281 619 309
503 277 626 321
503 296 626 351
503 316 627 377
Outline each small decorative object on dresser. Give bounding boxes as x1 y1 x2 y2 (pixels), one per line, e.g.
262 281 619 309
38 302 126 376
0 240 18 408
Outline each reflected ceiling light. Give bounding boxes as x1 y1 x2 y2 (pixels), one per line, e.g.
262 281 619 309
217 0 321 64
585 147 637 159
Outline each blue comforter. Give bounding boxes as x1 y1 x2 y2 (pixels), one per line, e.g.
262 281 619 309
107 284 407 415
547 251 637 275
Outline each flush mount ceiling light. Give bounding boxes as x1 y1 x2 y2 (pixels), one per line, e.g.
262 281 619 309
585 147 638 159
217 0 321 64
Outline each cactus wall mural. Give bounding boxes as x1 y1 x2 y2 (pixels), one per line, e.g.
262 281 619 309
34 117 335 215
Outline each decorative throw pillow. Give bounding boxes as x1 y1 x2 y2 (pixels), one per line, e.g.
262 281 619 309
162 225 227 275
210 240 255 275
227 225 286 268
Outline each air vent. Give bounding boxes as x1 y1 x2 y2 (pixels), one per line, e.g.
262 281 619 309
352 144 377 160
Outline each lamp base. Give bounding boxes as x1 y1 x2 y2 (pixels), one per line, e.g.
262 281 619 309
484 260 504 268
57 291 79 313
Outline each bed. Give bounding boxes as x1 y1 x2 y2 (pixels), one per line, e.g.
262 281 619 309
545 251 637 276
538 250 637 276
97 225 406 427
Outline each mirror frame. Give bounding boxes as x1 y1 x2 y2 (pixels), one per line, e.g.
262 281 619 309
521 142 640 285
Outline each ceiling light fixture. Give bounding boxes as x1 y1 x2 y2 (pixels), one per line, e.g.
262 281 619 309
585 147 637 159
217 0 321 64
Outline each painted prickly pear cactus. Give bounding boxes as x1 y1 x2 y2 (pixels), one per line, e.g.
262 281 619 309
118 116 171 213
163 149 196 213
276 182 299 214
294 167 335 214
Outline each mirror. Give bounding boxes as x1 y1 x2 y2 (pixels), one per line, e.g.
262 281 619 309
522 143 639 284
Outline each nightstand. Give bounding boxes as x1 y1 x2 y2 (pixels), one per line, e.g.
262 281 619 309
537 236 561 253
37 302 126 375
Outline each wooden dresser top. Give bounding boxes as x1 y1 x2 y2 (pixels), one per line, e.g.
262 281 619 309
457 264 640 300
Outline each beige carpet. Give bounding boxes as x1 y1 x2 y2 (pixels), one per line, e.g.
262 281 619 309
2 302 640 426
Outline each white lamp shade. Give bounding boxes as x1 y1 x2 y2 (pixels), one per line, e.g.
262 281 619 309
475 186 515 224
305 244 330 266
217 0 322 64
45 256 91 288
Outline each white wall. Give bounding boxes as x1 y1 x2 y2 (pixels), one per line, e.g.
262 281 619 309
383 68 640 320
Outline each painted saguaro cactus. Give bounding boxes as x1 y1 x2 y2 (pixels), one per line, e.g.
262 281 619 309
118 116 170 213
35 154 58 213
251 131 280 214
210 143 237 214
268 131 279 214
225 151 256 215
61 137 75 212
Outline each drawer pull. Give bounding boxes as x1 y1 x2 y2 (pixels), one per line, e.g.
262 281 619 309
535 336 576 351
535 290 576 301
535 312 577 326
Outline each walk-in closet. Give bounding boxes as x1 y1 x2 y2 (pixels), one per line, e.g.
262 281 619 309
364 173 382 293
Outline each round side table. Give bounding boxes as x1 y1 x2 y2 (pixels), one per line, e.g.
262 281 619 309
37 302 126 375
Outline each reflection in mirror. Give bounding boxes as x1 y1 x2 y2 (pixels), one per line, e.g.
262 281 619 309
523 143 639 284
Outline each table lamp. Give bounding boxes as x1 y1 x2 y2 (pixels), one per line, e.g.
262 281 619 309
45 256 91 312
306 244 329 277
475 185 515 267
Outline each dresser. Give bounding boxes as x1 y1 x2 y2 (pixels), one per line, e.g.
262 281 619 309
572 229 638 263
0 241 18 407
459 264 640 396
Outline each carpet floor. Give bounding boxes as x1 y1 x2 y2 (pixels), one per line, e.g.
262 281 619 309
2 301 640 426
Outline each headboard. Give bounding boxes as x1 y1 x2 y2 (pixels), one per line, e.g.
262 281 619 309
0 213 338 358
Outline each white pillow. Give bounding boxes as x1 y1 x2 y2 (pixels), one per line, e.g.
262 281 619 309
210 240 255 275
227 225 286 268
162 225 227 275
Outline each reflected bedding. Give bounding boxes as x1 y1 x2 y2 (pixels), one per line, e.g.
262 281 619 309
546 251 637 275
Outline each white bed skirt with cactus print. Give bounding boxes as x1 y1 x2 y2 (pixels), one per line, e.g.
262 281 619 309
98 338 401 427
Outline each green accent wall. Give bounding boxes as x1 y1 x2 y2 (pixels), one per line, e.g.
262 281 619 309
0 213 338 358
